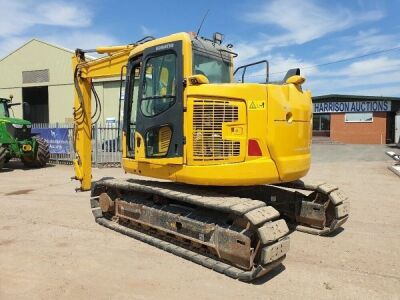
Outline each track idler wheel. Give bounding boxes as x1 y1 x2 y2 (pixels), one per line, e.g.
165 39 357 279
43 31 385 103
284 180 350 235
99 193 115 213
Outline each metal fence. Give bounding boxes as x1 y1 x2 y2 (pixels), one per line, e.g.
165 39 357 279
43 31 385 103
32 123 122 167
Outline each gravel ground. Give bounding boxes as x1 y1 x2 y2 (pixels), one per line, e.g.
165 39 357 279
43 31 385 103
0 144 399 300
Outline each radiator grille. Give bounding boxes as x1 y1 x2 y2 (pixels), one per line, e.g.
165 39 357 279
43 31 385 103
192 99 240 161
5 124 32 140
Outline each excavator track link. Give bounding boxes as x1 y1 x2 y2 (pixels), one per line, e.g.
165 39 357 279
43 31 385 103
95 216 285 281
217 179 350 236
280 179 350 235
90 178 290 282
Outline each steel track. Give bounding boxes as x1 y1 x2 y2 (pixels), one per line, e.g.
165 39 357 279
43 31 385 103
90 178 290 282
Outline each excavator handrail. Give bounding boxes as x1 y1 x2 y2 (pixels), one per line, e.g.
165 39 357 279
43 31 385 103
233 60 269 83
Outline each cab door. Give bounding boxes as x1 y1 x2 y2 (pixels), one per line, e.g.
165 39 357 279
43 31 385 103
135 41 184 161
123 56 142 158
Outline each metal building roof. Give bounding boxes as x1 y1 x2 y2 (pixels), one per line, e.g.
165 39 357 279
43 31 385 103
313 94 400 102
0 38 96 62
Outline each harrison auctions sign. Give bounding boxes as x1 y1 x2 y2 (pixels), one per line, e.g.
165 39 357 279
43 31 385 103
313 100 391 114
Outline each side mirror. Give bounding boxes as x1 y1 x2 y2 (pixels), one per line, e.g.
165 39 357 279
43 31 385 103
23 102 31 117
282 68 300 83
187 74 209 85
7 102 21 108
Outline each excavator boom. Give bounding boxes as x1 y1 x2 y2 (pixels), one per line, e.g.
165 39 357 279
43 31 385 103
73 45 135 190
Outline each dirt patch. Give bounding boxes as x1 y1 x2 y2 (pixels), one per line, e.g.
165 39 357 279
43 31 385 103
0 239 15 246
0 149 399 299
5 189 34 196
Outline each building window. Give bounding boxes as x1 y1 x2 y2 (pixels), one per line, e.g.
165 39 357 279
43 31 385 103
22 69 50 84
313 114 331 131
345 112 373 123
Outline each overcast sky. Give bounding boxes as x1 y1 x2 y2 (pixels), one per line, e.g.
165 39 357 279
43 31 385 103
0 0 399 96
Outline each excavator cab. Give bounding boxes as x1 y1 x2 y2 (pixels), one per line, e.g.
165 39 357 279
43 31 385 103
115 33 312 186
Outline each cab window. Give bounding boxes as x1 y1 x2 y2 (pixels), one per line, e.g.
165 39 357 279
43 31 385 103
193 52 230 83
127 63 141 155
0 102 8 117
141 53 176 117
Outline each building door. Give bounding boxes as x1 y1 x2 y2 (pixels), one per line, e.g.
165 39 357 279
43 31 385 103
22 86 49 123
395 112 400 144
313 113 331 137
386 112 395 144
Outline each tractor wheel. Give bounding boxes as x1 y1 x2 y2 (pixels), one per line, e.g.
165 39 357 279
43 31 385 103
0 146 7 170
21 137 50 168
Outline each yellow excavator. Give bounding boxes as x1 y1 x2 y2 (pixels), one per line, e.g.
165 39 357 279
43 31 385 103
72 32 349 281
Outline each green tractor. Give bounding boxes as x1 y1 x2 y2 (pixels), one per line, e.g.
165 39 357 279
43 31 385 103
0 96 49 170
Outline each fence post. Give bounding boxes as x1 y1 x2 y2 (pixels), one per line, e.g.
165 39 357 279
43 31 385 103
69 125 74 163
55 122 59 164
94 123 98 168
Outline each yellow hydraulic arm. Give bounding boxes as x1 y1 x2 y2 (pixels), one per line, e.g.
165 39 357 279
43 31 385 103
72 45 135 191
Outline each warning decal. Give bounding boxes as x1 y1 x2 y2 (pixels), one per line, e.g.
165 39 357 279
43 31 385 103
248 100 266 110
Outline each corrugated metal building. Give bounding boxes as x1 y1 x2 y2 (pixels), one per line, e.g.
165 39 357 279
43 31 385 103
0 39 121 124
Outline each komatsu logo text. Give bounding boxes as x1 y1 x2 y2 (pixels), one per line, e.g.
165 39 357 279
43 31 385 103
156 43 174 51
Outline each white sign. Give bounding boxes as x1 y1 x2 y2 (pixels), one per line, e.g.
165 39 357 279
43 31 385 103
313 100 391 114
106 117 116 125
